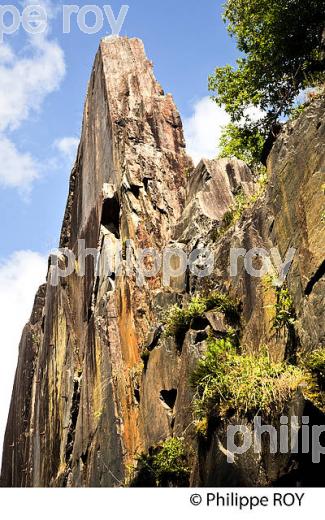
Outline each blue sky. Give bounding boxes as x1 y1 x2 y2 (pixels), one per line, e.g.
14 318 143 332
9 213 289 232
0 0 238 453
1 0 237 256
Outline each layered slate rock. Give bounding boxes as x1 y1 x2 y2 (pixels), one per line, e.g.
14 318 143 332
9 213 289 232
175 157 257 243
180 96 325 486
1 38 324 488
0 285 46 487
267 101 325 350
1 37 191 487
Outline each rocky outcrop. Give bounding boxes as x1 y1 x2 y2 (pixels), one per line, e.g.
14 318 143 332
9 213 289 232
181 95 325 486
0 285 46 487
1 37 191 488
1 37 324 487
175 157 257 243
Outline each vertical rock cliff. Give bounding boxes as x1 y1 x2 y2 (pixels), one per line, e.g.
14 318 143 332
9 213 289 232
1 37 324 487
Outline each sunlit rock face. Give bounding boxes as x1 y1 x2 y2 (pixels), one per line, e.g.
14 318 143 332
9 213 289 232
1 38 324 487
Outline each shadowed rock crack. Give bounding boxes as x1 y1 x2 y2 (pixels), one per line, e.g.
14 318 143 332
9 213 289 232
304 260 325 296
65 377 81 465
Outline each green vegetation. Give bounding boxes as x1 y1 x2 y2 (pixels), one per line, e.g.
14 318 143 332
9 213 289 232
94 409 103 420
209 0 324 166
273 287 295 331
194 417 209 438
131 438 190 487
305 349 325 388
209 0 324 128
31 332 40 345
190 335 306 420
219 123 266 173
163 292 239 339
221 190 248 231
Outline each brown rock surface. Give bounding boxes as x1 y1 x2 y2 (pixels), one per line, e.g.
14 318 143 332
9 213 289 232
1 37 324 487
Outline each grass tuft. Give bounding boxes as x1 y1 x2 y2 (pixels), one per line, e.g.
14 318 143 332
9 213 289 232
273 286 295 331
131 437 190 487
190 335 306 420
163 291 239 339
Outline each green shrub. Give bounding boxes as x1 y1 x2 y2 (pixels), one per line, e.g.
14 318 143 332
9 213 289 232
219 122 265 173
216 190 248 237
273 287 295 331
163 292 239 338
305 349 325 388
250 170 268 202
190 336 306 420
131 438 190 487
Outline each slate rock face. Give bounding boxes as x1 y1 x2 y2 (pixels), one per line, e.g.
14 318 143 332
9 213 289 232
183 96 325 486
175 157 257 243
1 37 324 487
267 101 325 351
1 37 191 488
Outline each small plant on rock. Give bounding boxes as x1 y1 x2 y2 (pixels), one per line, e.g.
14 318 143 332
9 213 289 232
216 190 248 238
305 348 325 388
131 437 190 487
190 335 306 420
273 286 295 331
163 291 239 339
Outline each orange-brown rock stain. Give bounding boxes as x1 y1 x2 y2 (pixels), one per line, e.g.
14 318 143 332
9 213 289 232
117 281 144 464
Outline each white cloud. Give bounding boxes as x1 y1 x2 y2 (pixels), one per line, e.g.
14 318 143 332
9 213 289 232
0 250 47 461
183 97 266 165
183 97 231 165
243 105 265 123
0 37 65 133
0 45 14 64
54 137 79 163
294 87 318 106
24 0 60 17
0 136 39 194
0 0 66 193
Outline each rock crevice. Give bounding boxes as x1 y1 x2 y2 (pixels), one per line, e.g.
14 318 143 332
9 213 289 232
1 37 324 487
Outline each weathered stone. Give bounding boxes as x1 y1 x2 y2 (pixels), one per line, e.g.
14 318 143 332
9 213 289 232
1 36 191 487
1 38 324 488
174 157 257 244
144 325 163 351
205 311 228 334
